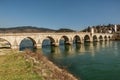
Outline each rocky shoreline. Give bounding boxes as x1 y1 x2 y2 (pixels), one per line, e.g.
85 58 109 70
24 50 79 80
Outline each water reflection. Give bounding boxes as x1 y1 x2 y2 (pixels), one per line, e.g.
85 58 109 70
73 43 81 52
42 41 113 58
20 39 113 58
21 40 120 80
42 41 120 80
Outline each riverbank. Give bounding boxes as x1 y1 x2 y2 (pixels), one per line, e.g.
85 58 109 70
0 49 78 80
24 50 78 80
0 49 42 80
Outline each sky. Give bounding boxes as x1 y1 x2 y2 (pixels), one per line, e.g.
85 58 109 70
0 0 120 30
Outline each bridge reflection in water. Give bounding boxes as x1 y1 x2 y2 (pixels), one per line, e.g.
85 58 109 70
19 38 112 57
41 40 112 59
19 38 117 80
18 37 120 80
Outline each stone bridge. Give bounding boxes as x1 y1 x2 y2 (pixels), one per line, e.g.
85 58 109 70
0 32 113 50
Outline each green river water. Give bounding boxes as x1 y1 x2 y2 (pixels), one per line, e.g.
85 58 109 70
42 41 120 80
20 40 120 80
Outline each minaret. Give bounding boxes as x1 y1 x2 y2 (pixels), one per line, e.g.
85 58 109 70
114 25 117 32
91 27 94 34
90 27 94 37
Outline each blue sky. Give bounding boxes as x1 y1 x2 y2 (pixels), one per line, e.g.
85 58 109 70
0 0 120 30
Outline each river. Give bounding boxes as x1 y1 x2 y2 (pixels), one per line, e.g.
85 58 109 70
42 41 120 80
21 40 120 80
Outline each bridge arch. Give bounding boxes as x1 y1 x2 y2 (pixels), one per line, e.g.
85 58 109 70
104 36 107 41
19 37 37 51
42 36 55 47
59 35 70 45
108 36 111 40
84 35 90 42
93 35 98 42
99 35 103 41
0 32 113 50
0 38 11 49
73 35 81 43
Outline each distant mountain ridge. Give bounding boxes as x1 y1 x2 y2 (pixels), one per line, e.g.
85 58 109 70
0 26 76 33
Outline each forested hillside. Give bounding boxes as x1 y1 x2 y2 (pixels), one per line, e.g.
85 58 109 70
0 26 75 33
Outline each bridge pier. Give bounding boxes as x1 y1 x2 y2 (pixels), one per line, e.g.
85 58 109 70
36 44 42 49
90 36 93 42
11 45 19 50
81 39 84 44
0 32 113 51
54 43 59 47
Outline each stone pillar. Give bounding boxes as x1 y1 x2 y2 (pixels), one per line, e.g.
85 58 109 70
81 37 84 44
90 37 93 42
36 43 42 49
54 42 59 47
53 39 59 47
11 45 19 50
36 39 42 49
11 39 19 50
